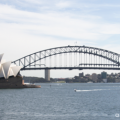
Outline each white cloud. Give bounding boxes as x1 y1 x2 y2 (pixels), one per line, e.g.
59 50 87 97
0 4 120 48
24 0 43 4
1 3 120 42
99 24 120 34
56 1 71 8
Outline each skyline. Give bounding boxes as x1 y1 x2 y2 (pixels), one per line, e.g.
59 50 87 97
1 0 120 77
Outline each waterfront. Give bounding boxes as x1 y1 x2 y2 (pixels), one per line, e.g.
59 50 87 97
0 83 120 120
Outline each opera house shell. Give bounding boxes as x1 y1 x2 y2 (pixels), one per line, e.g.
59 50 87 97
0 54 41 88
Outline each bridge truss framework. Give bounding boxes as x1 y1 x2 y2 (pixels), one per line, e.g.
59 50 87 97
12 45 120 70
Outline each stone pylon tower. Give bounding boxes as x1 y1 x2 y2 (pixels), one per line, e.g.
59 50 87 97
45 69 50 81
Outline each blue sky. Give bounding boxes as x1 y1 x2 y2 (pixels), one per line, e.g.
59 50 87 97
0 0 120 77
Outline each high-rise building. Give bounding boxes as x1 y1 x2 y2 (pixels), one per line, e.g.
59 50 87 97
101 71 107 79
79 72 84 77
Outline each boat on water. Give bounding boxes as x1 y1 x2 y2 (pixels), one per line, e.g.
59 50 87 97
74 89 77 92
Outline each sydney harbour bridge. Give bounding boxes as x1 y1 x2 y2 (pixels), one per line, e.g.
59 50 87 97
12 45 120 79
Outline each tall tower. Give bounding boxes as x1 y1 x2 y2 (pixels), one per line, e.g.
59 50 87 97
101 71 107 79
45 69 50 81
101 71 107 83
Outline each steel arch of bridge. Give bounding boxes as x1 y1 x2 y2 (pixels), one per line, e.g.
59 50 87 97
12 45 120 70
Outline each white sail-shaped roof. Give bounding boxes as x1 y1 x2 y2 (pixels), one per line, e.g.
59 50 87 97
1 59 6 64
8 68 14 76
2 61 11 79
0 54 4 64
11 66 22 77
0 54 22 79
10 64 16 67
0 65 5 78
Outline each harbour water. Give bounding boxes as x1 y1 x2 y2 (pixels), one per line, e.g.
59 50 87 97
0 83 120 120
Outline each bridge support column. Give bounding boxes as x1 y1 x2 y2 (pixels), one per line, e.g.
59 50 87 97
45 69 50 81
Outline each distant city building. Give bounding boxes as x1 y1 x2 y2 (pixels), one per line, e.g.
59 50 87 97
89 75 92 80
79 72 84 77
66 77 73 79
101 71 107 82
101 71 107 79
92 73 97 82
85 74 90 77
74 76 79 79
97 74 102 82
115 79 120 83
97 74 101 79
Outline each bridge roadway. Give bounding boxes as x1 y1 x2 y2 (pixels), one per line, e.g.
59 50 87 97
21 67 120 70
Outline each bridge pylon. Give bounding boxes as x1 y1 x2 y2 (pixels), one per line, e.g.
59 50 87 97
45 69 50 81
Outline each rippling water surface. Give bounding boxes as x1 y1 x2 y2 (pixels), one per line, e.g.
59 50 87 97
0 83 120 120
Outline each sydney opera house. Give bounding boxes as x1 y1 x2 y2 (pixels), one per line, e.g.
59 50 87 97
0 54 40 88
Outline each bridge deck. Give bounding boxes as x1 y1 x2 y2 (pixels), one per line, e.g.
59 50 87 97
21 67 120 70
